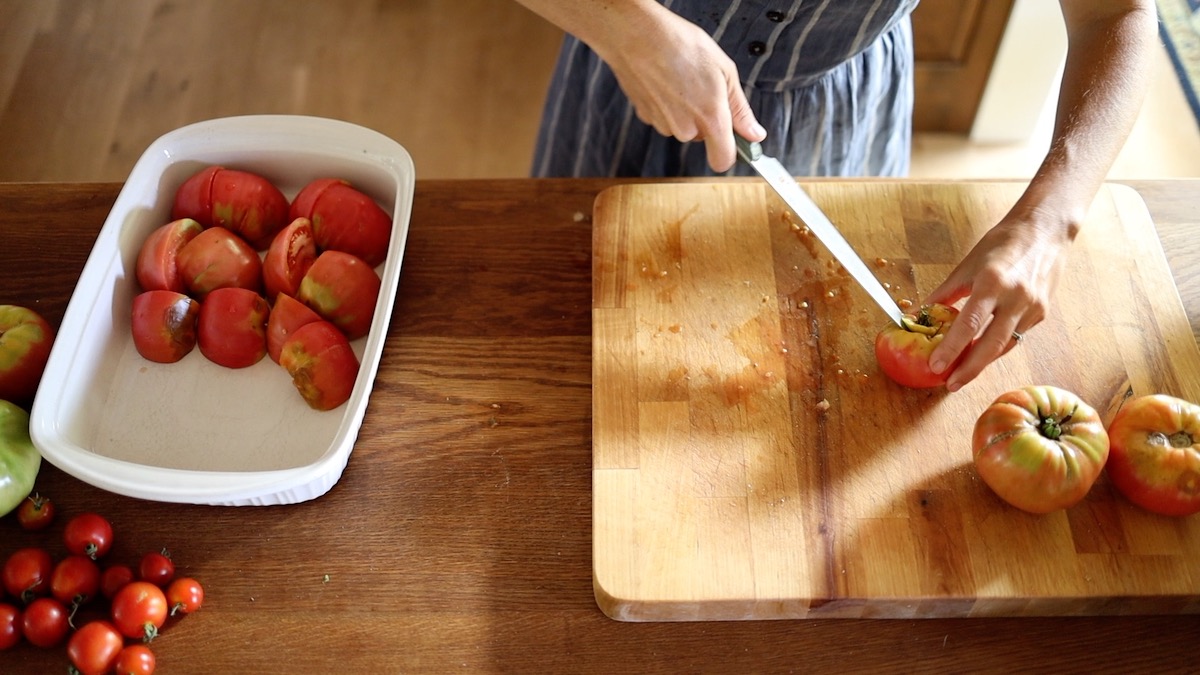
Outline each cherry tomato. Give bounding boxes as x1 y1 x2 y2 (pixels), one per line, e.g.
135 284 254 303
197 287 270 368
64 513 114 560
68 620 125 675
279 320 361 411
176 225 263 300
171 165 220 224
298 250 381 340
973 385 1110 513
209 167 290 250
15 493 55 531
21 596 69 647
1106 394 1200 516
50 555 102 607
136 217 204 293
115 643 157 675
3 547 53 602
874 303 965 389
111 581 168 642
263 217 317 303
292 178 391 267
266 293 323 364
131 290 200 364
0 603 20 650
138 550 175 588
166 576 204 615
101 564 135 601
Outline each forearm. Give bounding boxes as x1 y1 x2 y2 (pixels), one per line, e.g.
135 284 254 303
512 0 674 62
1012 0 1158 237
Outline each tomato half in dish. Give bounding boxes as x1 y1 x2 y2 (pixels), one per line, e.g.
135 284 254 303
298 250 381 341
291 178 391 267
176 226 263 300
135 218 203 293
263 217 317 303
875 303 964 389
973 385 1109 514
279 320 360 411
1105 394 1200 516
172 166 289 250
197 288 270 369
266 293 323 364
131 290 200 364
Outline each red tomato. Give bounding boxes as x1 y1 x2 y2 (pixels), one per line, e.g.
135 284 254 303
15 493 55 531
288 177 341 223
50 555 102 606
298 250 381 340
171 165 220 224
0 304 55 406
267 293 323 364
874 303 964 389
115 644 157 675
197 287 270 368
131 290 200 363
279 320 360 411
111 581 168 642
67 620 125 675
135 218 203 293
100 565 135 601
64 513 114 560
973 386 1110 514
3 547 53 602
210 167 290 250
21 597 69 647
1106 394 1200 516
304 180 391 267
138 550 175 588
0 603 20 650
176 226 263 300
263 217 317 302
165 577 204 616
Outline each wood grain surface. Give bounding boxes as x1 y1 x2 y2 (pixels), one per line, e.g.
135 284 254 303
1 179 1198 673
592 181 1200 621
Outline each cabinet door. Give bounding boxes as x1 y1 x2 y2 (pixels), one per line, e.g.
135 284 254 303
911 0 1016 132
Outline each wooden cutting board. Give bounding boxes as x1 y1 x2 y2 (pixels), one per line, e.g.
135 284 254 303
591 181 1200 621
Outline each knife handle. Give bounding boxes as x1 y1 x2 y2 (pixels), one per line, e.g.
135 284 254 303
735 134 762 163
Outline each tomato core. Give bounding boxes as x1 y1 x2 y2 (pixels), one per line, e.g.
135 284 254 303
1169 431 1194 448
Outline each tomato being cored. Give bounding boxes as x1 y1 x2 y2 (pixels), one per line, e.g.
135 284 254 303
298 250 381 341
263 217 317 303
267 293 323 364
131 290 200 364
279 320 360 411
176 226 262 300
292 178 391 267
1105 394 1200 517
197 287 270 369
875 303 965 389
135 218 203 293
973 385 1109 514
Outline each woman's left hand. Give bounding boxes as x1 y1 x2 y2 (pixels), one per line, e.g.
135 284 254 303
923 212 1073 391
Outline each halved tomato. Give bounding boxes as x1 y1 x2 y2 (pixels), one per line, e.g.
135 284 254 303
308 182 391 267
176 226 263 300
266 293 323 364
130 290 200 364
279 320 360 411
262 217 317 303
197 288 269 369
210 168 290 250
135 218 203 293
298 250 381 341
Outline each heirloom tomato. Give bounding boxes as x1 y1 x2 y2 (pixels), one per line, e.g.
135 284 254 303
1105 394 1200 516
197 287 270 369
263 217 317 302
0 304 55 406
176 226 263 300
172 166 289 250
135 218 203 293
291 178 391 267
266 293 323 364
875 303 964 389
298 250 381 340
279 320 360 411
0 400 41 520
973 385 1109 514
68 620 125 675
130 290 200 364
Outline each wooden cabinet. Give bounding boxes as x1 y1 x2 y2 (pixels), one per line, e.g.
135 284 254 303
911 0 1016 133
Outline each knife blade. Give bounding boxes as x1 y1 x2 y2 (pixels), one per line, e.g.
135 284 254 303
735 136 904 327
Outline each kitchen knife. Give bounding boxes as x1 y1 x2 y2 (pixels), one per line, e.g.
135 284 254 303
735 136 904 327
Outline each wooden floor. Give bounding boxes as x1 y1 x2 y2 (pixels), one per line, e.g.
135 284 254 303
3 0 1199 183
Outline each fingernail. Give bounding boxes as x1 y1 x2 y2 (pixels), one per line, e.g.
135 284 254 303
930 359 945 374
946 381 960 393
751 122 766 139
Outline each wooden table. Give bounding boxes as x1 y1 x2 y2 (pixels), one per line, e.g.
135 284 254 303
1 179 1197 673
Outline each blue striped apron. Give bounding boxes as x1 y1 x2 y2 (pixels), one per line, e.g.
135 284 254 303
532 0 919 178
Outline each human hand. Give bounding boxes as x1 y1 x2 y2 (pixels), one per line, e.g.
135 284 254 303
924 215 1073 391
602 11 765 172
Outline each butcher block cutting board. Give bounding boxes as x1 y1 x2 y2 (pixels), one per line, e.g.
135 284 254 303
591 181 1200 621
